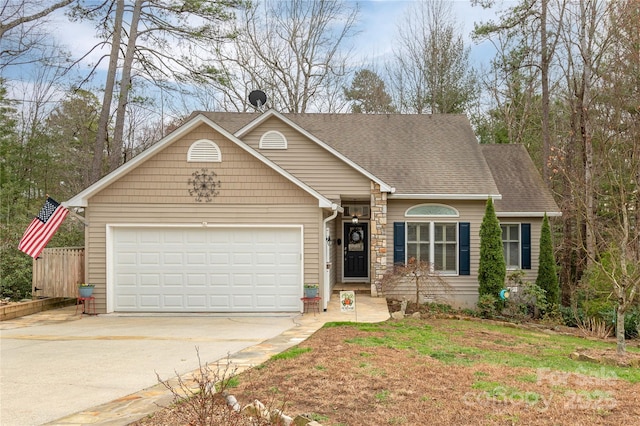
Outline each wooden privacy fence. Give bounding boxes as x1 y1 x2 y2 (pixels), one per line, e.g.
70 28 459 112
32 247 85 298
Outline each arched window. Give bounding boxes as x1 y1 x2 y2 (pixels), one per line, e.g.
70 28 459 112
405 204 459 217
259 131 287 149
187 140 221 162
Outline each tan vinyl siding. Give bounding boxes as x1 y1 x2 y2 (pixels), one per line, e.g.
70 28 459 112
498 216 543 285
241 116 371 200
85 125 323 313
386 200 544 307
93 125 311 204
387 200 486 308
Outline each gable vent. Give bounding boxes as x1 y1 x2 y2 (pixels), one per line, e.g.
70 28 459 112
259 131 287 149
188 139 221 162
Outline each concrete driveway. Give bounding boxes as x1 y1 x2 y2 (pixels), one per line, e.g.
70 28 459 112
0 308 298 426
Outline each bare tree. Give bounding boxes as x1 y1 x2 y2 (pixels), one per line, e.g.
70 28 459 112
71 0 244 181
90 0 123 182
388 0 477 114
588 0 640 354
381 258 452 306
210 0 359 113
473 0 566 179
553 0 611 298
0 0 74 69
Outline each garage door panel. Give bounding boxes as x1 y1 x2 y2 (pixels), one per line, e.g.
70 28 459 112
163 295 184 308
232 274 253 287
187 253 207 265
116 295 137 308
140 295 161 307
232 253 253 266
210 295 230 308
113 227 302 312
186 274 207 286
164 274 183 286
256 274 276 286
232 295 253 309
164 253 183 264
140 274 160 286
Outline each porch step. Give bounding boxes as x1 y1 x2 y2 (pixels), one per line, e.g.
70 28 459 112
332 283 371 295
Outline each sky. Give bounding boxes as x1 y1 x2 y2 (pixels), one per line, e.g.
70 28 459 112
4 0 509 116
42 0 505 75
353 0 503 65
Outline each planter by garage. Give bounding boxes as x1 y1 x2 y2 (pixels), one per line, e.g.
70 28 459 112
78 285 95 298
304 286 319 298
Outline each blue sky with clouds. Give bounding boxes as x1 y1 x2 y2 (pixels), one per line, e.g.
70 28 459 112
4 1 507 112
352 0 503 68
43 0 503 75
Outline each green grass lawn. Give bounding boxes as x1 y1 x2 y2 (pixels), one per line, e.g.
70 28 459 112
326 318 640 383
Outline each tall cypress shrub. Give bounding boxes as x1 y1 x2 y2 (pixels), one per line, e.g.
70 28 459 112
536 213 559 307
478 198 506 298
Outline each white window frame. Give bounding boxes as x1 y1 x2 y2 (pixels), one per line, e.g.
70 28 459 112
501 223 521 270
406 221 459 275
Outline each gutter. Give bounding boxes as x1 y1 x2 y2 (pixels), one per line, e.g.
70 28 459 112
322 203 343 310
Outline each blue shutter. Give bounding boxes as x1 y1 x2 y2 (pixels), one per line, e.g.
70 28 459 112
521 223 531 270
393 222 405 264
459 222 470 275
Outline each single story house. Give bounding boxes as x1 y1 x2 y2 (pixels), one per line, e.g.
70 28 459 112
65 110 560 314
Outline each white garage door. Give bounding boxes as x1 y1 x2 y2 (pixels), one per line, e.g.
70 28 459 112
112 227 302 312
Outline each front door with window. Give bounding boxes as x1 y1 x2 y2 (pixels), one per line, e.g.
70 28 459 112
343 223 368 279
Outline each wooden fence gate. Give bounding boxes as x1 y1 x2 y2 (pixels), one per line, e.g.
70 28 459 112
32 247 85 298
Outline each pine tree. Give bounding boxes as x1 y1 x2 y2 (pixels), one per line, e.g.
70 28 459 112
478 198 506 298
536 213 559 307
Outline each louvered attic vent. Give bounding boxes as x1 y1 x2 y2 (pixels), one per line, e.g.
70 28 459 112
187 139 221 162
259 131 287 149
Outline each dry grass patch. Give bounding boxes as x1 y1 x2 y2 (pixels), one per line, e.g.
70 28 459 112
136 317 640 426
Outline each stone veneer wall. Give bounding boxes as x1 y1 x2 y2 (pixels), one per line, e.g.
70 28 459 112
369 182 387 296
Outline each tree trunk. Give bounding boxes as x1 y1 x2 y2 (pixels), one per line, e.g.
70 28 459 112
616 306 626 354
91 0 124 183
110 0 143 172
580 0 596 265
541 0 551 184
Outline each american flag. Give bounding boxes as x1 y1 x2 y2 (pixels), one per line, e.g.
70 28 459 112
18 197 69 259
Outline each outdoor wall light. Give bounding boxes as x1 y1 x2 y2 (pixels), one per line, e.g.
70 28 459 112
352 215 359 224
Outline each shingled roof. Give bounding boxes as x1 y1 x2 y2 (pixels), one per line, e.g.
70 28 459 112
480 144 561 216
196 111 501 197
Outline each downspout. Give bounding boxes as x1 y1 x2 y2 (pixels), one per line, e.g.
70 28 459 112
323 203 343 310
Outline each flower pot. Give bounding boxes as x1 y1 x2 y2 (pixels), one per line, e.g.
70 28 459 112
304 287 318 298
78 286 94 297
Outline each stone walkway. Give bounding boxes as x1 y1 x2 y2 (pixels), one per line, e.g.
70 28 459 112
43 294 389 425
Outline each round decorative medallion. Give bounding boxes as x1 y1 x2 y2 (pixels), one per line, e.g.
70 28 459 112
188 168 221 202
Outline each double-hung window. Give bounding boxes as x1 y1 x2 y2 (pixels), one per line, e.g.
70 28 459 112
396 204 467 275
407 223 430 263
499 223 532 270
501 224 520 269
405 222 459 274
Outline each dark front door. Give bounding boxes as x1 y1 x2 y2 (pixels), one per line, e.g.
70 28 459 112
344 223 368 279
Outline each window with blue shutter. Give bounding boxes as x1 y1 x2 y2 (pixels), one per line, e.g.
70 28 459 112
459 222 470 275
521 223 531 270
393 222 405 264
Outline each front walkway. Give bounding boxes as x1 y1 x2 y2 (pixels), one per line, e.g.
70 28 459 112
44 293 389 426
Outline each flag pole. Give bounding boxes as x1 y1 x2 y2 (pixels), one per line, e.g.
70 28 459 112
65 208 88 227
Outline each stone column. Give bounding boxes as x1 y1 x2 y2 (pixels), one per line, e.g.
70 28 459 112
369 182 387 296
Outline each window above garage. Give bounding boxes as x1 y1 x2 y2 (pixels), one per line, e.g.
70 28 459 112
188 139 222 162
